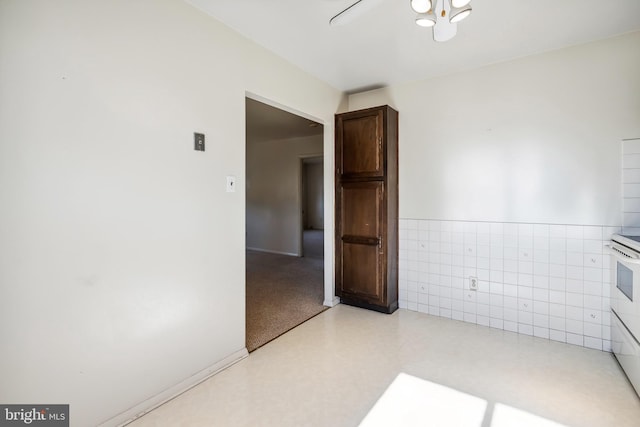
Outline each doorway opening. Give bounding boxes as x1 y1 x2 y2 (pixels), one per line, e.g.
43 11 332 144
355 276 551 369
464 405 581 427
301 156 324 259
245 97 326 352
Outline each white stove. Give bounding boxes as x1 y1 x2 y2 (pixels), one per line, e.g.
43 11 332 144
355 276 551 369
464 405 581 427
609 234 640 396
612 234 640 252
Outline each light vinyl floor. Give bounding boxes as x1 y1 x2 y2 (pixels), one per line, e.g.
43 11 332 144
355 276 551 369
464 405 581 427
128 304 640 427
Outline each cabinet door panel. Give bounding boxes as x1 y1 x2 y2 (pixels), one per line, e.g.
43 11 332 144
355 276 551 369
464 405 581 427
338 110 383 177
337 181 385 304
340 242 381 300
341 182 382 238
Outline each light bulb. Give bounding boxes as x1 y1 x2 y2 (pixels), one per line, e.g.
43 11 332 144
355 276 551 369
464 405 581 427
415 15 436 27
410 0 432 14
449 6 471 23
451 0 471 7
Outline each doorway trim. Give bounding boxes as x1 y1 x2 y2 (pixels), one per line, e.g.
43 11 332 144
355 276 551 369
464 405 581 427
245 91 338 308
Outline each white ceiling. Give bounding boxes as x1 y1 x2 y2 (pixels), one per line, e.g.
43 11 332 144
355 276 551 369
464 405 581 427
186 0 640 93
246 98 323 144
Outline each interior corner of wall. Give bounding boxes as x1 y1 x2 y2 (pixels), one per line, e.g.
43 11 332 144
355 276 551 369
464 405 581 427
337 93 350 114
346 86 396 112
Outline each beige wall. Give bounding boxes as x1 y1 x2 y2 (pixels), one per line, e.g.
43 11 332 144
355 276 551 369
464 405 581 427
349 32 640 226
0 1 342 425
246 136 323 255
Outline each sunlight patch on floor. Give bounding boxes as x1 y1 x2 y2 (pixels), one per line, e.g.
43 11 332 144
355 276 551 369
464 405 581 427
359 373 568 427
359 373 487 427
492 403 567 427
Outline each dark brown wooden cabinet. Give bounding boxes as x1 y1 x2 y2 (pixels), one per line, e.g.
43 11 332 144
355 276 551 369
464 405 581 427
335 105 398 314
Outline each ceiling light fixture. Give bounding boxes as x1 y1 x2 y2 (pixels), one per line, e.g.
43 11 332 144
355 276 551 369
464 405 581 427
411 0 472 42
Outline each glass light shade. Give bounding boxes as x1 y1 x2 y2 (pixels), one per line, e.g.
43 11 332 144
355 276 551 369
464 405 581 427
415 14 436 27
449 6 471 23
451 0 471 7
410 0 432 14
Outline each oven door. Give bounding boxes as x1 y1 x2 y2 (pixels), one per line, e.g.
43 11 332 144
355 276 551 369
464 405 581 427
612 310 640 396
610 242 640 341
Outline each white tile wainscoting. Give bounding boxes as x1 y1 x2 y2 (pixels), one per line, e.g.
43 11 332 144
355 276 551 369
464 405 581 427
623 138 640 233
399 220 621 352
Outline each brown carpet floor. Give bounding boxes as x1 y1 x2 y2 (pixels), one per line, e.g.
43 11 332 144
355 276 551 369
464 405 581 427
246 231 326 352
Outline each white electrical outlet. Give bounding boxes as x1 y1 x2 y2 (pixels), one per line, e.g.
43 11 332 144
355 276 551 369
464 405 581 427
469 276 478 291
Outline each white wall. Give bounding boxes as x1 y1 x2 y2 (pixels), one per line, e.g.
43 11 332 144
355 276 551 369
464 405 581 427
0 1 342 425
349 32 640 226
246 136 323 255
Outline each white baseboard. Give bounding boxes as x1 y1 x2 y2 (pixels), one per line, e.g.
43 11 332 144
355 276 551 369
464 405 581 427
100 348 249 427
324 296 340 307
246 247 299 257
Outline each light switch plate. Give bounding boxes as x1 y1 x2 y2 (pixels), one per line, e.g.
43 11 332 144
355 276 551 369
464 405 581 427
194 132 205 151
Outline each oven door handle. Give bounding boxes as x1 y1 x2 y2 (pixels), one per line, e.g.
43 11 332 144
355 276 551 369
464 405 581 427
606 243 640 264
